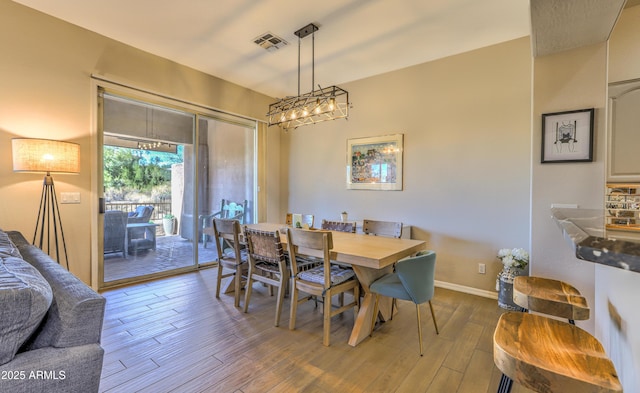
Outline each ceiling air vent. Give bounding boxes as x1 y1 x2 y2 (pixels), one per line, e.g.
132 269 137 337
253 32 288 52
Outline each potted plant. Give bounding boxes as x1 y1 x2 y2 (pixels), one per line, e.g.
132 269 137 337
496 248 529 310
163 214 176 235
341 211 348 222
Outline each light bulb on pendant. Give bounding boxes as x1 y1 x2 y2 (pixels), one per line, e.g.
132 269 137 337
314 98 322 114
302 107 309 117
328 97 336 111
290 110 297 120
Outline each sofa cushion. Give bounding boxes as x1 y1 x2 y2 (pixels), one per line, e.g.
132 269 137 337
0 230 22 259
0 257 53 366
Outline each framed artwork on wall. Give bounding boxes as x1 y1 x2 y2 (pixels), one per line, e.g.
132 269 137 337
346 133 403 190
541 108 594 163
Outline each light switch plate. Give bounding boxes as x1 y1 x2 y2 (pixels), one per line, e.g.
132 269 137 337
60 192 81 204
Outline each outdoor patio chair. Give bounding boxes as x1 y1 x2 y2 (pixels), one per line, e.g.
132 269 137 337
127 205 155 240
201 199 247 247
104 210 128 258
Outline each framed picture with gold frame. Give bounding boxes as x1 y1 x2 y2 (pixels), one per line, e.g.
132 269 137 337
346 134 403 190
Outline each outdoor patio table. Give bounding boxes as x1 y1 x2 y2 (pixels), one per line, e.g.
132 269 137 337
125 222 159 256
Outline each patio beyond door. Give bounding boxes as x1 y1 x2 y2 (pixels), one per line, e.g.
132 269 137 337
99 91 256 288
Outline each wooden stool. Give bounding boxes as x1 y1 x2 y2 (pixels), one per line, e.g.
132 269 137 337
494 312 622 393
513 276 589 324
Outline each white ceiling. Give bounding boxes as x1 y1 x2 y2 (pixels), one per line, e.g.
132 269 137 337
13 0 534 98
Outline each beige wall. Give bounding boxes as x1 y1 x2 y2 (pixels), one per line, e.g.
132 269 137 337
0 1 275 284
530 43 607 336
282 37 532 295
600 5 640 390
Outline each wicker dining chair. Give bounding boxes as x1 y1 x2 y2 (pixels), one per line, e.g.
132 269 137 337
243 227 290 327
362 219 403 238
321 219 356 233
212 218 248 307
287 228 359 346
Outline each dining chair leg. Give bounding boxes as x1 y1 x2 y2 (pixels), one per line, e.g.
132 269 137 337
234 265 242 308
268 273 275 296
323 290 332 346
215 263 223 299
416 303 424 356
243 273 253 313
428 300 439 334
275 275 287 327
289 283 299 330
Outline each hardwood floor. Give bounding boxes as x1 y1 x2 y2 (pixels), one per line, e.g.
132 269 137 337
99 268 534 393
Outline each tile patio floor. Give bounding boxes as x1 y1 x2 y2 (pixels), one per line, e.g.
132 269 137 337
103 235 218 283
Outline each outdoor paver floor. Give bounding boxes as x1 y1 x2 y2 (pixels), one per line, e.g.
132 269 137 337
104 235 218 282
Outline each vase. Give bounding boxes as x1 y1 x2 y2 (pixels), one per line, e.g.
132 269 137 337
497 266 527 310
162 218 175 235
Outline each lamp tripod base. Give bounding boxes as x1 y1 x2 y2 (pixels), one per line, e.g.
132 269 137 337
33 173 69 270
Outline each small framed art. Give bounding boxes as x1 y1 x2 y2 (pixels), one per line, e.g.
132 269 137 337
541 108 594 163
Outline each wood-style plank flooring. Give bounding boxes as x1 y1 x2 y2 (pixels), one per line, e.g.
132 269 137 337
99 268 534 392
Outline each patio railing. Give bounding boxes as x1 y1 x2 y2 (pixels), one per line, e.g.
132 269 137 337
105 202 171 221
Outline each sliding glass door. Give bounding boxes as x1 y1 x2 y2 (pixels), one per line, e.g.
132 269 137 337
195 116 256 260
98 89 256 288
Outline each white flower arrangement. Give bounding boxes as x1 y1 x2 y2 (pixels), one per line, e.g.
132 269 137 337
497 248 529 269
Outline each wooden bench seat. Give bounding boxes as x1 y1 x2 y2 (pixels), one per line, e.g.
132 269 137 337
513 276 589 324
493 312 622 393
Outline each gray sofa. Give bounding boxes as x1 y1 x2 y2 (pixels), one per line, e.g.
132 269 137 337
0 229 106 393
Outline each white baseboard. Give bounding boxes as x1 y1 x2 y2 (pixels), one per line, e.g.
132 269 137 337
435 280 498 300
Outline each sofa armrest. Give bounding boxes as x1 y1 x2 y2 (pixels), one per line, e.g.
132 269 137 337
7 232 106 349
0 345 104 393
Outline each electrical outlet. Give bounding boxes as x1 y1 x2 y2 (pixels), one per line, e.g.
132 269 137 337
478 263 486 274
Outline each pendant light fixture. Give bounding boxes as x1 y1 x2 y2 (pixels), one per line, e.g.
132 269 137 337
267 23 350 129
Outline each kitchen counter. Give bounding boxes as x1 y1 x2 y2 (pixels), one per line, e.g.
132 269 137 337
551 208 640 273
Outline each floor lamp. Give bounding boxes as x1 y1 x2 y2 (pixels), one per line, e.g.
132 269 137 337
12 138 80 269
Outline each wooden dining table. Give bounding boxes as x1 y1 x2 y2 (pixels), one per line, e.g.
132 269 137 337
245 222 426 347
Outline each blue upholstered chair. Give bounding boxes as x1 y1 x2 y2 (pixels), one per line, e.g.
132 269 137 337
369 250 439 355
